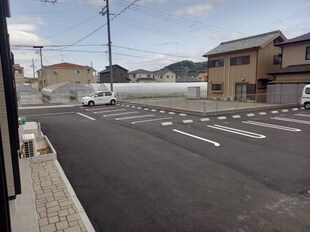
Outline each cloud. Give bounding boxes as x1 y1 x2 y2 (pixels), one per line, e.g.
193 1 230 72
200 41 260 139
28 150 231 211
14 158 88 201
8 16 50 45
173 0 228 17
290 3 310 19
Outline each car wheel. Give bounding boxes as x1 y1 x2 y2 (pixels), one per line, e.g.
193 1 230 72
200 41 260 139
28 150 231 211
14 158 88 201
88 101 95 107
305 102 310 110
110 99 116 105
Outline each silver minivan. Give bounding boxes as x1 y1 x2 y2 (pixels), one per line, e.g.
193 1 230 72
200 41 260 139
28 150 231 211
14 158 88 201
301 84 310 110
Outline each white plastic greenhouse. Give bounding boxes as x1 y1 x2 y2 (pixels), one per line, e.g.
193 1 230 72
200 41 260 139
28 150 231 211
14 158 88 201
16 84 43 105
41 83 94 103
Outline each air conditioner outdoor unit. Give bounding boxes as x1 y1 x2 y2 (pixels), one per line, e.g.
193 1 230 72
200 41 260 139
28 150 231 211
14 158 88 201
22 133 37 158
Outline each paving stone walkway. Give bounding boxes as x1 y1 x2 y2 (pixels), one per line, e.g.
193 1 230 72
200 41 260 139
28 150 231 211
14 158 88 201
30 161 87 232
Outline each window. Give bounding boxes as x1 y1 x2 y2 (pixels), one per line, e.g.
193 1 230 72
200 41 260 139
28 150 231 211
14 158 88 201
75 70 80 74
105 92 112 96
230 56 250 66
96 93 104 97
305 88 310 94
211 83 223 91
257 79 268 89
208 59 224 68
167 75 169 78
306 46 310 60
274 54 282 65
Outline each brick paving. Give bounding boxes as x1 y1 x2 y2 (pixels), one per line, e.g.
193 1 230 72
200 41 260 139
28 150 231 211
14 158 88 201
30 161 87 232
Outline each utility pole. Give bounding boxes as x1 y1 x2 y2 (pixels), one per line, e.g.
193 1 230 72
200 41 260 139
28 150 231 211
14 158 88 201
100 0 113 91
33 46 44 88
32 59 35 78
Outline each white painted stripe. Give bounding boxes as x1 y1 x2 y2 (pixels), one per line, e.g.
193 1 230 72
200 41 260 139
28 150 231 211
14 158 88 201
295 113 310 118
179 113 187 117
281 109 289 112
19 105 75 110
182 119 193 124
259 112 267 115
232 115 241 119
151 109 157 112
200 118 210 122
292 108 299 111
121 104 125 106
137 107 142 109
117 103 120 106
173 129 220 147
132 117 173 124
126 105 130 107
131 106 136 108
144 108 149 111
301 107 305 110
159 110 166 113
242 120 301 132
217 116 227 120
272 117 310 125
24 112 75 117
103 111 139 117
208 124 266 139
116 114 155 121
271 110 279 114
168 112 175 115
55 161 95 232
76 113 96 121
86 107 111 111
161 122 173 126
247 113 255 117
93 109 125 114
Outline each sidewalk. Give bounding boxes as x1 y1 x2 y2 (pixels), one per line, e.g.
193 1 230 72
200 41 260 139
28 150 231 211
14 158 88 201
10 158 95 232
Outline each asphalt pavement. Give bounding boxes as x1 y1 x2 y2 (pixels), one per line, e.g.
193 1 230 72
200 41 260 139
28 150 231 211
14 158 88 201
19 103 310 232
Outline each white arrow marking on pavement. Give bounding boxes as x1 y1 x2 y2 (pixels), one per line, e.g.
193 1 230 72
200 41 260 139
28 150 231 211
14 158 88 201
208 124 266 139
173 129 220 147
76 113 96 121
116 114 155 121
242 120 301 132
103 111 139 117
295 113 310 118
271 117 310 125
93 109 125 114
132 117 173 124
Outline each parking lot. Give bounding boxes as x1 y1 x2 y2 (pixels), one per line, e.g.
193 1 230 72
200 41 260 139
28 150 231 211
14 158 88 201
19 104 310 232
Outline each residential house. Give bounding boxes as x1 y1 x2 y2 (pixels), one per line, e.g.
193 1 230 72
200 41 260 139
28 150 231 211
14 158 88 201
128 69 153 83
267 32 310 103
203 30 286 102
176 76 202 82
37 62 96 90
1 0 21 223
197 71 208 82
99 64 129 83
13 64 24 84
153 69 176 83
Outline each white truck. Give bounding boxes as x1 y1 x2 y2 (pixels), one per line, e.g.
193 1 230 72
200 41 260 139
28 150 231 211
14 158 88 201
301 84 310 110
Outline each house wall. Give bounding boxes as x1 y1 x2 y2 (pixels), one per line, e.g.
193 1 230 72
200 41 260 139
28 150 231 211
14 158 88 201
282 42 310 68
100 68 129 83
273 73 310 82
128 73 151 83
39 68 95 88
154 71 176 83
0 56 15 197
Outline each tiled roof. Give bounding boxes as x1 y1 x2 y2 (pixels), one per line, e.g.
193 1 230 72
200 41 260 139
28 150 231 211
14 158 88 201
154 68 174 75
99 64 128 74
276 32 310 46
268 64 310 75
45 62 93 69
129 69 151 75
204 30 285 57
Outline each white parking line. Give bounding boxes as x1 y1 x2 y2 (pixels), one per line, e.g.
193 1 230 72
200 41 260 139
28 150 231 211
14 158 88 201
103 111 139 117
247 113 255 117
116 114 155 121
292 108 299 111
76 113 96 121
86 107 112 111
242 120 301 132
271 117 310 125
161 122 173 126
168 112 175 115
159 110 166 113
281 109 289 112
151 109 157 112
93 109 125 114
132 117 173 124
217 116 227 120
182 119 193 124
232 115 241 119
24 112 76 117
259 112 267 115
295 113 310 118
271 110 279 114
172 129 220 147
179 113 187 117
200 118 210 122
144 108 149 111
208 124 266 139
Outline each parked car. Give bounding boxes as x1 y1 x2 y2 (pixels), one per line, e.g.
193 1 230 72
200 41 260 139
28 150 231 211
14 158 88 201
301 84 310 110
81 91 116 106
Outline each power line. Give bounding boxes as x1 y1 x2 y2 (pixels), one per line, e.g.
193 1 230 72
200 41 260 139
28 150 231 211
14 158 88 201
55 0 140 50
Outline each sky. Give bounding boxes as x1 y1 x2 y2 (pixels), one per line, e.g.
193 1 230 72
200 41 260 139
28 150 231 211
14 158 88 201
7 0 310 77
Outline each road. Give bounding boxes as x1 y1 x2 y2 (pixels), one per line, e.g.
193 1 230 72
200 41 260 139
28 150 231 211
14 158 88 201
19 104 310 232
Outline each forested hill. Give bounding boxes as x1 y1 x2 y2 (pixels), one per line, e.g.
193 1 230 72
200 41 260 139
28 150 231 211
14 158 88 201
164 60 208 77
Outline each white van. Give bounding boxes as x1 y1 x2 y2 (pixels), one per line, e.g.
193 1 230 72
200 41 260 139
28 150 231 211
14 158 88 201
301 84 310 110
81 91 116 107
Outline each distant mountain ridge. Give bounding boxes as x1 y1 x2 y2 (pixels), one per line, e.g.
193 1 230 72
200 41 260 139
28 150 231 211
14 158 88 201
163 60 208 77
